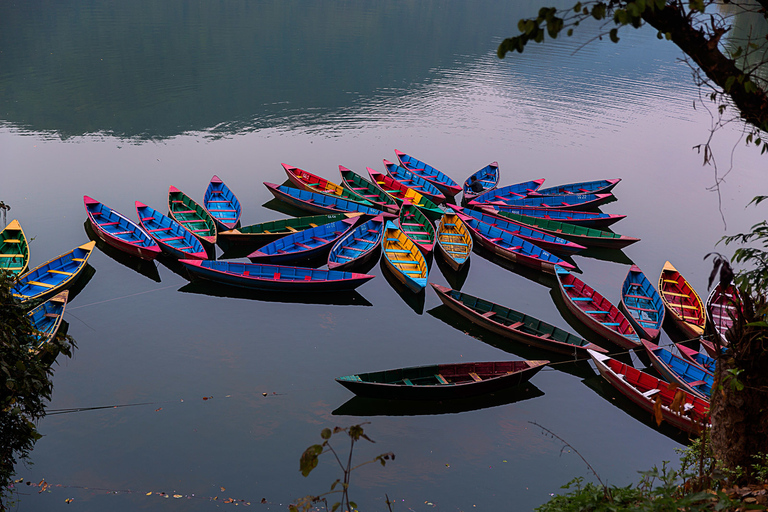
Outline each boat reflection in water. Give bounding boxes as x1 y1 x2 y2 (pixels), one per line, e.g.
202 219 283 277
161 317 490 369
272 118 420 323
472 243 563 286
84 220 162 283
434 250 471 290
576 246 633 265
332 382 544 417
61 263 96 304
177 280 373 307
582 373 698 445
379 258 426 315
426 304 597 380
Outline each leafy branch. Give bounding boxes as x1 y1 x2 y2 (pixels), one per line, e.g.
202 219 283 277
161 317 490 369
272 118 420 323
291 424 394 512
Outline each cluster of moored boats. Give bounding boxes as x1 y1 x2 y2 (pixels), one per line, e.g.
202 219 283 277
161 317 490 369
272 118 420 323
1 150 735 433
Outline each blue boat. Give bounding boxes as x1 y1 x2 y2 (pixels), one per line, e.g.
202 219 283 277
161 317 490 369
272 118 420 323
179 259 375 292
27 290 68 351
458 207 585 255
264 182 383 216
532 179 621 196
327 215 384 270
84 195 161 261
12 241 96 304
381 220 428 293
383 160 446 205
204 175 242 231
620 265 665 341
462 162 499 202
677 343 716 373
486 206 626 228
472 193 614 210
394 149 462 198
135 202 208 260
456 212 575 274
468 179 545 205
248 217 358 265
642 340 713 400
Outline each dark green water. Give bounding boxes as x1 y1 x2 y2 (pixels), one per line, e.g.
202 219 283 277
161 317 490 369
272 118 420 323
1 1 763 510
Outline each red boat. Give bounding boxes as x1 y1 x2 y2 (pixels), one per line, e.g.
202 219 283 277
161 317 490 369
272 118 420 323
589 350 710 435
554 266 641 349
83 196 161 261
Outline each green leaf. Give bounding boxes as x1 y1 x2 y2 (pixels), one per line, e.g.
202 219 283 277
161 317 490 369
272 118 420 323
744 80 757 93
321 428 332 440
573 2 582 12
665 31 672 40
349 501 358 510
330 478 340 491
332 502 341 512
299 444 323 477
567 28 574 36
609 28 620 43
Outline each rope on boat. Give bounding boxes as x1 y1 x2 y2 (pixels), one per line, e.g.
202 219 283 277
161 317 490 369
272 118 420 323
66 284 179 311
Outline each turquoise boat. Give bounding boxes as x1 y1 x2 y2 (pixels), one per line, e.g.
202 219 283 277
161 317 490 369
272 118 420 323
327 215 384 270
204 175 242 231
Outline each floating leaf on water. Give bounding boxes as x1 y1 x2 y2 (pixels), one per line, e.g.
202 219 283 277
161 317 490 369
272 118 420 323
155 408 162 412
65 498 73 504
146 491 152 495
220 487 226 492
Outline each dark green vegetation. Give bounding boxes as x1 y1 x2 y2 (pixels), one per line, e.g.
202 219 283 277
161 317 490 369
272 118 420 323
0 270 74 510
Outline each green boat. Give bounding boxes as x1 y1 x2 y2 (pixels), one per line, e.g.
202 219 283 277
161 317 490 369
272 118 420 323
479 206 640 249
217 212 364 252
399 202 436 255
339 166 400 214
0 219 30 275
430 283 608 358
168 185 218 247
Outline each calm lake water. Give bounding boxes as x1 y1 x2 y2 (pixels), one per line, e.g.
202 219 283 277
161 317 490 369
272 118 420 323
1 1 764 510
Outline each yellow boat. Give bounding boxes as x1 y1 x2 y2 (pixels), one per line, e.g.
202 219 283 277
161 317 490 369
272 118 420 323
381 220 428 292
0 219 30 275
658 261 705 339
12 241 96 304
436 209 473 271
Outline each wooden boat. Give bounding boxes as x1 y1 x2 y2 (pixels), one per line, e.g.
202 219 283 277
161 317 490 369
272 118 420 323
620 265 665 340
204 175 241 231
83 196 161 261
168 186 217 246
336 359 548 400
554 266 641 349
0 219 30 275
383 160 447 205
658 261 706 339
394 149 462 198
458 208 586 255
531 179 621 196
26 290 68 351
399 202 436 255
485 206 626 228
264 182 383 216
699 339 722 359
479 206 639 249
431 284 607 358
136 202 208 260
676 343 716 373
217 213 363 253
435 209 472 271
472 192 614 210
366 168 443 221
462 162 499 202
179 259 375 292
468 179 545 206
641 340 713 400
247 217 358 264
283 164 374 206
381 220 428 292
327 215 384 270
589 350 710 434
706 283 740 345
338 166 400 213
457 212 575 273
12 241 96 304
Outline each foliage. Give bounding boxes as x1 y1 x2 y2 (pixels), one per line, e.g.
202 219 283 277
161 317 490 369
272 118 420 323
719 196 768 296
0 270 74 509
536 464 742 511
291 424 394 512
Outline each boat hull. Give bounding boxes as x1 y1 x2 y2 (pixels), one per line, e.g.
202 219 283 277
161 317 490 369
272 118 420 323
12 242 96 304
180 259 374 292
336 360 548 400
84 196 161 261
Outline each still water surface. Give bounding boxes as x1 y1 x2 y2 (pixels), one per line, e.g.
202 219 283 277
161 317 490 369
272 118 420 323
1 1 764 510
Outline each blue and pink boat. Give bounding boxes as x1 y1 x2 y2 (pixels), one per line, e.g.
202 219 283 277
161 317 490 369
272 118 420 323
327 215 385 270
472 193 614 210
468 179 545 206
135 202 208 260
531 179 621 196
264 182 382 216
84 196 161 261
394 149 462 198
462 162 499 202
383 160 446 205
204 175 242 231
247 217 358 265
